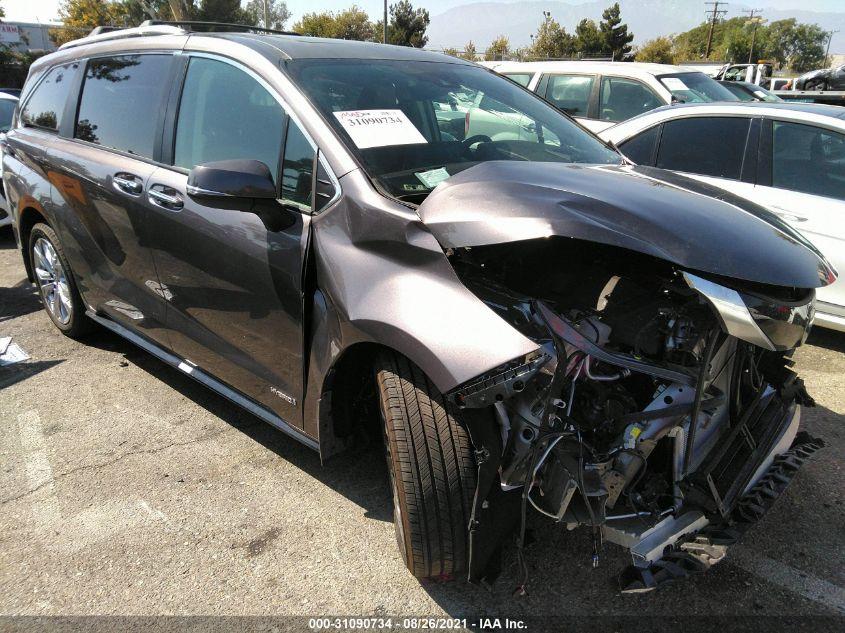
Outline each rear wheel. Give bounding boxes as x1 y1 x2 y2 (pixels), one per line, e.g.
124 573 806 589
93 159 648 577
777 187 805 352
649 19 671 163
29 223 92 338
375 352 477 579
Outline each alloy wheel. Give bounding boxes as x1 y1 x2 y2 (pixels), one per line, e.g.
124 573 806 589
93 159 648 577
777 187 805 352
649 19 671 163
33 237 73 325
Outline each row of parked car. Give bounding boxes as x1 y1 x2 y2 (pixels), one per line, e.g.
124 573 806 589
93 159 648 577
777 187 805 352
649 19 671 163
476 60 845 331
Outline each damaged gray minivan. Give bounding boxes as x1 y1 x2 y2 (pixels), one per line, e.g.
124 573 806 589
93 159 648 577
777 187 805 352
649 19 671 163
3 23 835 592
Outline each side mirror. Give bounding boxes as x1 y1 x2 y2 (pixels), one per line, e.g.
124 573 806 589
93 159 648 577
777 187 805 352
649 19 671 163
187 159 276 200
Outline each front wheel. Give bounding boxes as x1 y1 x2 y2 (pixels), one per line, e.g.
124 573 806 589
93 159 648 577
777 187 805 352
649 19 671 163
29 223 92 338
375 352 477 579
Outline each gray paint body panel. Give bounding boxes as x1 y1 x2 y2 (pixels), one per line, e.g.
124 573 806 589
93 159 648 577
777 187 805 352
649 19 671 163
418 161 834 289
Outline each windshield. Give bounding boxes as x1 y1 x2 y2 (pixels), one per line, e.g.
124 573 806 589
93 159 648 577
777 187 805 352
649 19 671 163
286 59 620 203
657 72 738 103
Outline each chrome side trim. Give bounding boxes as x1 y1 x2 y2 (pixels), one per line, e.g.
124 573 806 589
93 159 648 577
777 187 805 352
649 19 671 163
682 272 776 351
813 309 845 333
86 310 318 451
185 184 233 197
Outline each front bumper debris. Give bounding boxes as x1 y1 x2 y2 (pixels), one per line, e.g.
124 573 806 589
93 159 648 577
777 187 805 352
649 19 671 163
618 431 824 593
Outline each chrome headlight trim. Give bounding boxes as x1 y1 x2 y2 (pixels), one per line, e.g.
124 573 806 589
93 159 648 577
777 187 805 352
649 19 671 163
682 272 776 351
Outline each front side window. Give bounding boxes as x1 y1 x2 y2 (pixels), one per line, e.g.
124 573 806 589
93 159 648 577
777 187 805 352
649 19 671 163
281 121 315 210
599 77 663 122
75 55 171 158
544 74 595 117
772 121 845 201
20 64 75 131
0 99 16 132
656 117 750 179
287 60 619 203
503 72 533 87
174 57 285 182
619 124 660 165
657 72 738 103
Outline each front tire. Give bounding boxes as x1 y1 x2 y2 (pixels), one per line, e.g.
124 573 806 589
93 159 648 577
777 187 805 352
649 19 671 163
29 223 92 338
375 352 477 579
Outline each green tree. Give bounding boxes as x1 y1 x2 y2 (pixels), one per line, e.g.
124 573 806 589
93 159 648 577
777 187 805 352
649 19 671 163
293 6 374 41
52 0 129 45
459 40 477 61
672 16 828 72
334 6 374 41
243 0 291 30
636 36 674 64
119 0 173 23
574 18 603 57
484 35 509 61
386 1 429 48
599 3 633 60
293 11 337 37
441 47 459 57
788 22 827 72
529 13 575 60
196 0 248 24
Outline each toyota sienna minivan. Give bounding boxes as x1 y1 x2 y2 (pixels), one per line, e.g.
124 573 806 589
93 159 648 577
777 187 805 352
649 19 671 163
2 21 833 593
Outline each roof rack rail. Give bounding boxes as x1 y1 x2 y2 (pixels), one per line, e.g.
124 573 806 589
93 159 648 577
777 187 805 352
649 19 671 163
140 20 300 36
88 26 124 36
59 23 185 50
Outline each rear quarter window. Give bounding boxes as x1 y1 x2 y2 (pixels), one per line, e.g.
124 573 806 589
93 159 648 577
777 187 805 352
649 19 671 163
20 63 76 131
503 73 533 87
619 125 660 165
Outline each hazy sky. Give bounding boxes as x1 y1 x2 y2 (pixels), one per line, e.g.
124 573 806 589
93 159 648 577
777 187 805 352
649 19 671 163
5 1 396 24
4 0 842 25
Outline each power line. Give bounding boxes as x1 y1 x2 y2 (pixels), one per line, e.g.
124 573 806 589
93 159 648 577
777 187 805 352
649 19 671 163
825 29 839 66
743 9 765 64
704 2 728 59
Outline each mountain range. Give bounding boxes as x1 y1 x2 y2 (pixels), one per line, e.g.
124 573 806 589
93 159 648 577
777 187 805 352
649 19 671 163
425 0 845 54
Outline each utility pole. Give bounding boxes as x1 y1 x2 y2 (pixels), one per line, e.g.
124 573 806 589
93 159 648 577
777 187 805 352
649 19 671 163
263 0 269 29
383 0 388 44
743 9 764 64
704 2 728 59
825 30 839 67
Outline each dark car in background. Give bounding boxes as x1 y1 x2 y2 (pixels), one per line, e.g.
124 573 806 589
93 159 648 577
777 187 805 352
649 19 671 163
719 80 782 102
1 21 833 593
793 64 845 91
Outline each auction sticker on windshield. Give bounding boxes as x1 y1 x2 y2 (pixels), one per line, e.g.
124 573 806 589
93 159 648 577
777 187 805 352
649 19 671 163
334 109 427 149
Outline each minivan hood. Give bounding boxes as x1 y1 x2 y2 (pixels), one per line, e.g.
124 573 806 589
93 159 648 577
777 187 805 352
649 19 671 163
417 162 835 289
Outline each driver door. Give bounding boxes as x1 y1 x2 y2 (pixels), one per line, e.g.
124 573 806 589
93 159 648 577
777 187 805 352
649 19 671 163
143 55 316 427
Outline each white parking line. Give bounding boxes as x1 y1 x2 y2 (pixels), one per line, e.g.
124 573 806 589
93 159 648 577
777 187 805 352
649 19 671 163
15 409 169 552
17 410 61 525
729 545 845 614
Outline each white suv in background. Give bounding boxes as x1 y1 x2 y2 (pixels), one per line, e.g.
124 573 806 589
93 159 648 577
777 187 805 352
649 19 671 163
481 61 738 133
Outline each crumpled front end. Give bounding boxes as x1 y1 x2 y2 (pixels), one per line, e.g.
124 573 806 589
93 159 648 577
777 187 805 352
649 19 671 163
442 236 828 592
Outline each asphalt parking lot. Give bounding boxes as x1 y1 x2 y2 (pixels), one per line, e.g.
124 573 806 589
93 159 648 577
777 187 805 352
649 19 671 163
1 226 843 622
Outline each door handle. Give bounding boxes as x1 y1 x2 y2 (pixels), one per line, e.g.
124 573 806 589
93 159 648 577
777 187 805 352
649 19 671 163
148 187 184 211
112 173 143 195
